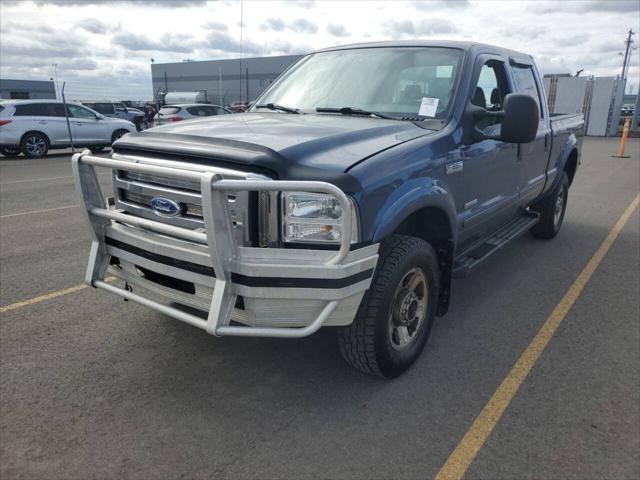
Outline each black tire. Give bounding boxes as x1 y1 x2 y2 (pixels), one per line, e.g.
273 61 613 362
20 132 49 158
530 172 569 239
0 147 20 157
338 235 440 378
111 129 129 144
89 146 106 154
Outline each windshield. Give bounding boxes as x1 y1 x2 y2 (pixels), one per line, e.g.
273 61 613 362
253 47 463 119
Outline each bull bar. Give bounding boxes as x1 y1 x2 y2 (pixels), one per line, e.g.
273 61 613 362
72 150 378 338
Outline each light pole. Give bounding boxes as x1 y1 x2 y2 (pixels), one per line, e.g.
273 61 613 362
51 63 60 99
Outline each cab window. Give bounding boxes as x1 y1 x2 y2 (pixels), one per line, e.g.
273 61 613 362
511 65 543 117
472 60 510 131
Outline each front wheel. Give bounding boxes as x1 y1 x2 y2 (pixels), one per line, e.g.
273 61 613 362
338 235 439 378
111 129 129 144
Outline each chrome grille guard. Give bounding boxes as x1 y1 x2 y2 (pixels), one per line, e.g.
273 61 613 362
72 150 376 338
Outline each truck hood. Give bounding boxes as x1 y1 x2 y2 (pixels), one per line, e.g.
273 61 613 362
114 112 437 191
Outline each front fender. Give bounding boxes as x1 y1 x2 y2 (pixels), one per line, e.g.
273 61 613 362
369 177 457 243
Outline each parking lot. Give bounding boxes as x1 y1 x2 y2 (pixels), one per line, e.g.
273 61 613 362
0 137 638 479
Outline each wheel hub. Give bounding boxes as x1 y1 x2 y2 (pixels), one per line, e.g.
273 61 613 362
388 268 428 351
393 289 419 327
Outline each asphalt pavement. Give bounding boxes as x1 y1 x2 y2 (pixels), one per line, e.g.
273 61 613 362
0 138 638 480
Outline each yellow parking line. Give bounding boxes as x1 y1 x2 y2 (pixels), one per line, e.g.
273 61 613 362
0 277 116 314
434 192 640 480
0 204 78 219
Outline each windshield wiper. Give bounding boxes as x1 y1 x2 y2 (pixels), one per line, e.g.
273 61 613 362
255 103 299 114
316 107 397 120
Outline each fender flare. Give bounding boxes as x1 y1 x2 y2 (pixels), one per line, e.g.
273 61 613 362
371 178 457 244
544 133 579 198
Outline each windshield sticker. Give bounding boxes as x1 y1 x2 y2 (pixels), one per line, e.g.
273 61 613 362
418 97 439 117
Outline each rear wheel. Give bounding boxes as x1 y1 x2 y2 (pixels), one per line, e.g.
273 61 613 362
338 235 439 378
0 147 20 157
20 132 49 158
530 172 569 239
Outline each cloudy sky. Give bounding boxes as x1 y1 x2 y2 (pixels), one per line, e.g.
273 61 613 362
1 0 638 100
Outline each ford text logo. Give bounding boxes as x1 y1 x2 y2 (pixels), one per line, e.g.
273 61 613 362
150 197 181 217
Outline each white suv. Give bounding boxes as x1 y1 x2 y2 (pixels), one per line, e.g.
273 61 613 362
0 100 136 158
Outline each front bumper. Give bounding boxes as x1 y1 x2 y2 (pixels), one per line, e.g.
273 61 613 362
72 151 379 338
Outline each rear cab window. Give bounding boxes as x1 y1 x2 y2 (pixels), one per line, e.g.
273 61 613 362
86 103 114 114
510 62 544 118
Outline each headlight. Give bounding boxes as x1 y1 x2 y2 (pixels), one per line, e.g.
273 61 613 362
282 192 358 244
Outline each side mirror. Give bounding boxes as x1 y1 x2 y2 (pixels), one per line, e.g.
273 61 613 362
500 93 539 144
463 92 539 145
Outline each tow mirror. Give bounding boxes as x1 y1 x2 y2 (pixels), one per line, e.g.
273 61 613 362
463 92 539 145
500 93 539 144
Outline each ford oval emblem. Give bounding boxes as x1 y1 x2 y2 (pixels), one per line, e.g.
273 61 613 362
150 197 181 217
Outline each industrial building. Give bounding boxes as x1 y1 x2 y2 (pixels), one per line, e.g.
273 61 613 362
150 54 303 107
543 74 635 136
0 79 57 100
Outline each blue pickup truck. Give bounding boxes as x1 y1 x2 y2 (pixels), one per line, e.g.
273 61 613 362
72 41 583 377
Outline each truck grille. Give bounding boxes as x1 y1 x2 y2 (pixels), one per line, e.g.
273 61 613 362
111 153 271 246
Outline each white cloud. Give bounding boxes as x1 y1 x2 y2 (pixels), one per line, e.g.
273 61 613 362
0 0 637 100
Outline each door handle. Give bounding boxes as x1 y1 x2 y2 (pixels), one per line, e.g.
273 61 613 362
38 121 48 124
73 122 83 126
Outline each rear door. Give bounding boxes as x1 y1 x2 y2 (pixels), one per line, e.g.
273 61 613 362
67 104 109 144
451 54 520 245
13 103 71 146
509 58 550 205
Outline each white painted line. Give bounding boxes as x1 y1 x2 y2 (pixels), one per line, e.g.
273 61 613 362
0 204 78 218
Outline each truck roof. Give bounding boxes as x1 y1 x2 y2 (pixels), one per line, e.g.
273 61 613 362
314 40 532 60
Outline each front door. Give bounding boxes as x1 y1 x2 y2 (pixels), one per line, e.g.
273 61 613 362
67 104 109 144
449 55 520 247
510 59 550 205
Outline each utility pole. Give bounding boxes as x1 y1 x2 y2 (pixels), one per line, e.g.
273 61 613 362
239 1 244 104
621 28 635 79
219 64 223 106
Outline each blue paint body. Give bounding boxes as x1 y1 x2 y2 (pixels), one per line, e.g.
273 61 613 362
141 41 583 256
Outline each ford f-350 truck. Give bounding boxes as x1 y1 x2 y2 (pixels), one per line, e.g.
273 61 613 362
72 41 583 378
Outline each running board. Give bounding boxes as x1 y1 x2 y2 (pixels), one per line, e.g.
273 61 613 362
453 211 540 277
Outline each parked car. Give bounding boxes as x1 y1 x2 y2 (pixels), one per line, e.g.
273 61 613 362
83 101 144 130
154 103 230 125
71 41 583 377
227 101 250 113
0 100 136 157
